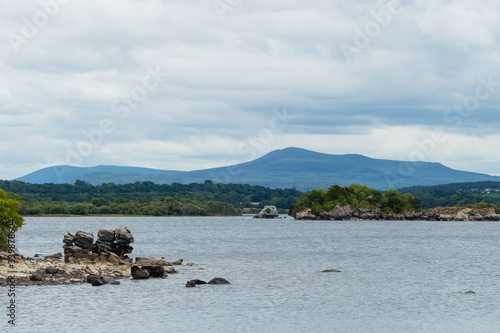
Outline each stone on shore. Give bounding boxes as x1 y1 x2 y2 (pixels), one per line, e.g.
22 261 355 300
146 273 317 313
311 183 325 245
30 273 43 281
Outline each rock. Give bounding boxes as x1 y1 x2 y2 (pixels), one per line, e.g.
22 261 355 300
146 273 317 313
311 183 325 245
295 208 316 220
131 266 150 279
164 267 179 274
115 227 134 245
189 279 207 285
63 234 75 246
93 240 113 253
254 205 279 219
74 231 94 250
186 281 196 288
110 281 121 285
92 279 106 286
45 267 63 274
464 290 476 294
173 259 183 265
102 276 116 284
322 269 342 273
100 252 121 266
135 257 170 266
98 228 115 243
87 274 103 284
34 254 40 258
45 252 63 259
186 263 195 266
208 277 230 285
142 265 166 278
30 273 43 282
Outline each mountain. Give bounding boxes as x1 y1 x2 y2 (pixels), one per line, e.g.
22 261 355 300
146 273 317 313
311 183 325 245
15 165 181 184
13 147 500 191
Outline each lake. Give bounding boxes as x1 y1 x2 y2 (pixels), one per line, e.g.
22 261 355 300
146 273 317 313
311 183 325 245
3 216 500 332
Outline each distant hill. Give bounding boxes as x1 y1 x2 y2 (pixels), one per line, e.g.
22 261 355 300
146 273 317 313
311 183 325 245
13 147 500 191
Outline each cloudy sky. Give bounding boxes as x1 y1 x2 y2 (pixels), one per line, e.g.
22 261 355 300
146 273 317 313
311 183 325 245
1 0 500 180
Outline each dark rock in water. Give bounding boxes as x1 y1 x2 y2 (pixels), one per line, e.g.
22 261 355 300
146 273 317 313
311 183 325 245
92 279 106 286
464 291 476 294
87 274 103 284
208 277 230 285
45 267 63 274
186 281 196 288
254 205 279 219
30 273 43 282
34 254 40 258
131 265 150 279
102 276 116 284
322 269 342 273
110 281 121 285
142 265 166 278
74 231 94 250
189 279 207 285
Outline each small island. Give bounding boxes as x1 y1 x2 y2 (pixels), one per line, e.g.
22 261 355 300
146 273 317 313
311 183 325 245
289 184 500 221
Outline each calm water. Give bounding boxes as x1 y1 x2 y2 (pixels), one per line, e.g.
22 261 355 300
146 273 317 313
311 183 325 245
2 216 500 332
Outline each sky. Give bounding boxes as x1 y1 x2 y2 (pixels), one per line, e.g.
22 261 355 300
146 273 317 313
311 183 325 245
1 0 500 180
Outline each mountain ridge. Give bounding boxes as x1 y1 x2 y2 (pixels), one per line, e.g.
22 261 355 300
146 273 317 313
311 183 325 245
13 147 500 191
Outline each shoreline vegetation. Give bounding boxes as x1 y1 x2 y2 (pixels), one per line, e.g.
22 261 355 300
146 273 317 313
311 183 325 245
289 184 500 221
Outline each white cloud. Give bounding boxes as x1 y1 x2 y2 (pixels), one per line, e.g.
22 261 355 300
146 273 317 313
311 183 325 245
1 0 500 181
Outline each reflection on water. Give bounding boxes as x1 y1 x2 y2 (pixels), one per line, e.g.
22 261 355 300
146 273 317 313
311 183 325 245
3 216 500 332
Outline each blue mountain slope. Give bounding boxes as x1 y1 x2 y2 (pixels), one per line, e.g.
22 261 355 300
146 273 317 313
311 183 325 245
13 147 500 191
15 165 181 184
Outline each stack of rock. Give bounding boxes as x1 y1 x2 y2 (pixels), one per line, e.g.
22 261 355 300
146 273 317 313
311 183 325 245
93 227 134 257
63 227 134 264
63 231 97 264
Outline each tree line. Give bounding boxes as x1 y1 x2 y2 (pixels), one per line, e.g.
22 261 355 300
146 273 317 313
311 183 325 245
289 184 422 216
13 195 240 217
0 179 303 210
399 181 500 211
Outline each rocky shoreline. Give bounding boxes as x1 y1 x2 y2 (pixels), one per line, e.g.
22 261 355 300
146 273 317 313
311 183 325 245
294 205 500 221
0 226 187 286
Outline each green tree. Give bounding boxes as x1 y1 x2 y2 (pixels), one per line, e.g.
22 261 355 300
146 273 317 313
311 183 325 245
0 188 25 251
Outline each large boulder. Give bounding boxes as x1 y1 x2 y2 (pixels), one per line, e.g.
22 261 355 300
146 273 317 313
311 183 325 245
254 206 279 219
115 227 134 245
74 231 94 250
97 229 115 243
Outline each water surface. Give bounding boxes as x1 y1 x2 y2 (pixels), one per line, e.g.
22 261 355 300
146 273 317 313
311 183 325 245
2 216 500 332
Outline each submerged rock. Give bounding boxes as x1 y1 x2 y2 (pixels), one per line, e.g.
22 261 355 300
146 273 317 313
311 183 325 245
87 274 102 284
208 277 230 285
92 279 106 286
322 269 342 273
131 266 150 279
142 265 166 278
